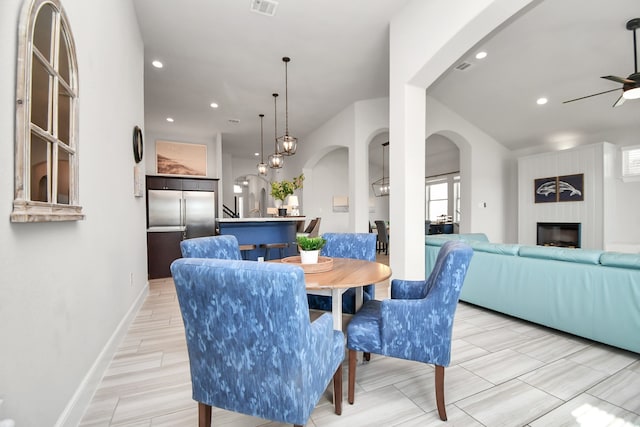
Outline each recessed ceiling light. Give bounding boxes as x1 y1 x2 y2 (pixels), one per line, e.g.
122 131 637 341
228 119 240 124
210 102 219 109
254 152 260 156
475 51 487 60
166 117 174 122
152 60 163 68
536 97 548 105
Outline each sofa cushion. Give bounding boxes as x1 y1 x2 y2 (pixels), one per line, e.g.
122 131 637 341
599 252 640 270
426 233 489 247
518 245 603 265
469 241 520 256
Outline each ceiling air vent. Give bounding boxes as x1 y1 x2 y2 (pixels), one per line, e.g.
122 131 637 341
454 62 472 71
250 0 278 16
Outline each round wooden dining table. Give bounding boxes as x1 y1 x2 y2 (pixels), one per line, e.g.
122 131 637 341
274 257 392 331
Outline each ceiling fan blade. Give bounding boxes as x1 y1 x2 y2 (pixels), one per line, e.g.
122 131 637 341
563 88 621 104
613 94 626 107
601 75 635 84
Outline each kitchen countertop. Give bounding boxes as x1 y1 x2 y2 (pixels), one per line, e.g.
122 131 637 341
217 217 306 223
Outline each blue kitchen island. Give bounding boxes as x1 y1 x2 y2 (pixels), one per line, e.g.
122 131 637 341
216 217 306 260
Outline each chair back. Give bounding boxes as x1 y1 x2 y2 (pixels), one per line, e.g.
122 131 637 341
384 240 472 365
171 258 324 424
321 232 376 262
423 240 473 300
180 235 242 260
374 220 388 244
308 217 321 237
304 218 318 233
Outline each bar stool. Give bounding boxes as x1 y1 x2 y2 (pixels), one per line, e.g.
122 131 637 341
239 244 256 260
260 242 289 260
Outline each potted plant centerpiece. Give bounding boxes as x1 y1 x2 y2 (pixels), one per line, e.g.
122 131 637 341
271 174 304 216
296 235 326 264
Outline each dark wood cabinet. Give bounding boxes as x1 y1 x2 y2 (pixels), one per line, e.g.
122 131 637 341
182 178 216 191
147 231 183 279
146 176 183 190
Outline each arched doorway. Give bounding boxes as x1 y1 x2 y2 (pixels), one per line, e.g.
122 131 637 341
425 134 460 234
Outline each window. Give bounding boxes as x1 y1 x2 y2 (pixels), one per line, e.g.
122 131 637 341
622 145 640 182
425 173 460 222
11 0 83 222
426 180 448 222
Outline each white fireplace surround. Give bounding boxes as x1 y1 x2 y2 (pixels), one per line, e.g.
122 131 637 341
518 142 616 249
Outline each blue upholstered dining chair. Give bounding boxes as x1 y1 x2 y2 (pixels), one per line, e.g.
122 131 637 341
180 234 242 260
307 232 377 314
346 240 473 421
171 258 345 427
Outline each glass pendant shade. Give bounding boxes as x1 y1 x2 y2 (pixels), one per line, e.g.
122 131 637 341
372 142 390 197
277 57 297 156
269 93 284 169
257 113 268 175
277 134 297 155
268 152 284 168
257 162 268 175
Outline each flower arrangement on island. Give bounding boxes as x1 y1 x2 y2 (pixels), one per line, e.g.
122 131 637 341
270 173 304 202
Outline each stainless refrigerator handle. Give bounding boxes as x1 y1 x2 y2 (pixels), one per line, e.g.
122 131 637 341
182 198 187 238
182 198 187 223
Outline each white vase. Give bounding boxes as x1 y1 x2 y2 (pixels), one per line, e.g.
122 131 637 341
299 249 319 264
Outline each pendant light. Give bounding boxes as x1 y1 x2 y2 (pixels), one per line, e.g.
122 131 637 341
268 93 284 169
276 57 297 156
257 114 267 175
372 142 390 197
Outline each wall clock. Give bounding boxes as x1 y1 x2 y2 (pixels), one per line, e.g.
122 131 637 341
133 125 144 163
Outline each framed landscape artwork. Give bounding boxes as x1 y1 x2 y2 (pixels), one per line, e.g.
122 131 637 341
156 140 207 176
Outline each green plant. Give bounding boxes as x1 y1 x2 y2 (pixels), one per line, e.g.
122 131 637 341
296 235 326 251
270 174 304 201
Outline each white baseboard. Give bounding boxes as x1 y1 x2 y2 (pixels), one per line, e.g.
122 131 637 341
54 283 149 427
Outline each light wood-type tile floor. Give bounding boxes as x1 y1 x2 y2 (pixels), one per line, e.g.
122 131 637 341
80 254 640 426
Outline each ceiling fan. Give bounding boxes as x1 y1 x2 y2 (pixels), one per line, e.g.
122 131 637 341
564 18 640 107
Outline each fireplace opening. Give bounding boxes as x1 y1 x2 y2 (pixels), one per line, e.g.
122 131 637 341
537 222 581 248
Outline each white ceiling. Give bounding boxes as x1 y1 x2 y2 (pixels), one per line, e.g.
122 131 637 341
133 0 410 159
429 0 640 153
133 0 640 162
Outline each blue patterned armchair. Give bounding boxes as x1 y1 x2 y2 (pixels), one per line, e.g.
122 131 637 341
307 232 377 314
170 257 344 427
180 235 242 260
346 240 473 421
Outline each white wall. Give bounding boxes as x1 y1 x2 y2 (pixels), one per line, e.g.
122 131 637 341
0 1 147 425
425 96 513 242
272 99 390 235
311 148 350 233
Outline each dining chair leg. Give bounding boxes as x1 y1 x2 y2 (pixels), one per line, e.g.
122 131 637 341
435 365 447 421
348 349 357 404
198 402 212 427
333 364 343 415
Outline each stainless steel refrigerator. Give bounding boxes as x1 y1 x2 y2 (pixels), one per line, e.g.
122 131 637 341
147 189 216 239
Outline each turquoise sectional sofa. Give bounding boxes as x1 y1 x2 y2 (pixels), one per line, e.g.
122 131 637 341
425 234 640 354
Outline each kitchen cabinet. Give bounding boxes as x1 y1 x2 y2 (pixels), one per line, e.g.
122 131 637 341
182 178 216 191
146 176 183 190
147 230 183 279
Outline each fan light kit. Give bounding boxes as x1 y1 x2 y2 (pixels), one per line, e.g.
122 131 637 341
564 18 640 107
